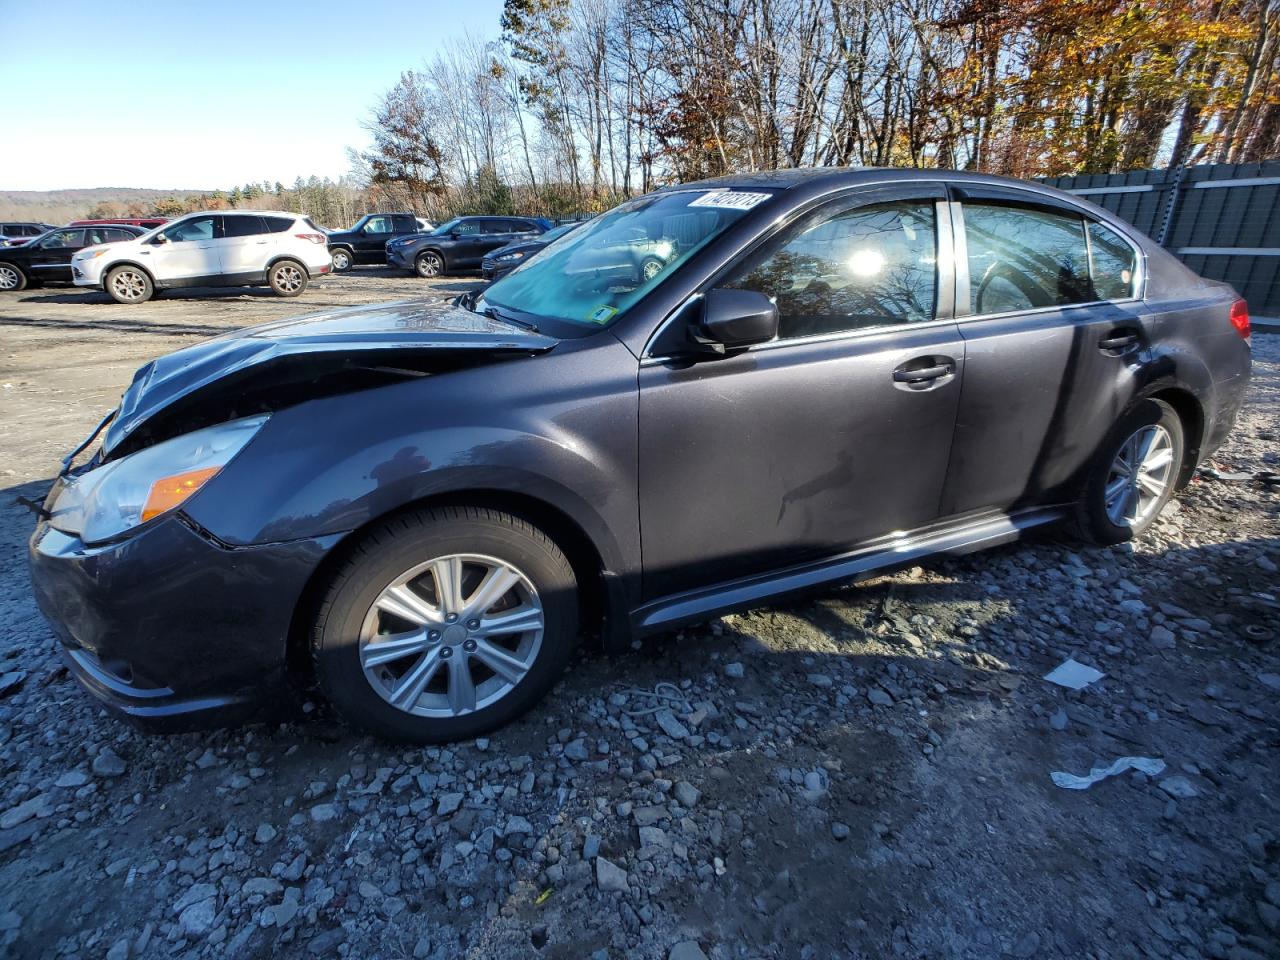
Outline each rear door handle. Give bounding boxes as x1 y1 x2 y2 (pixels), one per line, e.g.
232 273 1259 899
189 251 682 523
1099 330 1139 351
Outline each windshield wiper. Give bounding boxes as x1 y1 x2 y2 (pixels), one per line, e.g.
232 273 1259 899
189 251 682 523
481 305 538 333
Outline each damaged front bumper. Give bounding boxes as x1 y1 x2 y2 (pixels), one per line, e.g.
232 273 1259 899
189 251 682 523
29 510 342 731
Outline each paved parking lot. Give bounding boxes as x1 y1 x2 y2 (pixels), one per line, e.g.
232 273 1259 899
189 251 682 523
1 274 1278 959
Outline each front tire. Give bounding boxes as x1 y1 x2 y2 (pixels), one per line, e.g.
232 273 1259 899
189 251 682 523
1075 398 1184 544
0 262 27 292
104 265 153 304
269 259 308 297
312 506 579 743
416 251 444 278
330 248 353 272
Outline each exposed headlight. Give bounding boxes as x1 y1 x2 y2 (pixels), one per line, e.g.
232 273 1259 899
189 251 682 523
74 247 110 260
496 251 526 262
49 416 268 544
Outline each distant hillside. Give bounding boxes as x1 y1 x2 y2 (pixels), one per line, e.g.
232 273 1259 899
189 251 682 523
0 188 213 223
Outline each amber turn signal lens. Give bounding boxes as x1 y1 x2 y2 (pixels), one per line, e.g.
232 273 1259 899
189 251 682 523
140 467 221 522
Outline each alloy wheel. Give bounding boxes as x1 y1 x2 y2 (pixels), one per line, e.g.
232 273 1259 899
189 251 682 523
641 259 663 281
1104 424 1174 527
0 265 19 290
110 270 148 302
417 254 441 278
275 265 304 293
358 553 544 718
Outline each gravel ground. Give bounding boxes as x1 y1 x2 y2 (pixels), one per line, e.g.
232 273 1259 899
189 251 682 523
0 274 1278 960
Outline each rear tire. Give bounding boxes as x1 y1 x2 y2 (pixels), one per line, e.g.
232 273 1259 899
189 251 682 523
104 265 153 304
0 262 27 292
1074 398 1184 544
330 248 353 272
269 259 308 297
312 506 579 743
416 251 444 278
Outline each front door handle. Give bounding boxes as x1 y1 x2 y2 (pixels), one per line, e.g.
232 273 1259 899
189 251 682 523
1099 329 1139 351
893 356 956 389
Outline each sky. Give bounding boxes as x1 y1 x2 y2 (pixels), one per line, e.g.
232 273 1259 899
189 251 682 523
0 0 506 192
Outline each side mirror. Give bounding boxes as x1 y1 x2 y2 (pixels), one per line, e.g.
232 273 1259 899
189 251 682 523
693 288 779 354
151 233 169 245
449 229 462 239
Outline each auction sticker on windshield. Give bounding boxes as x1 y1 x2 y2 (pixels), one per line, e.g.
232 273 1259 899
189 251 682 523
688 191 772 210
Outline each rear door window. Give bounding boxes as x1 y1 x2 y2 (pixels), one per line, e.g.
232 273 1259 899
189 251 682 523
222 215 267 238
724 199 939 338
962 203 1091 314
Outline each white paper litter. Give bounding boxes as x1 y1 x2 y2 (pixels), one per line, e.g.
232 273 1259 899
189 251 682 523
1043 658 1104 690
1050 756 1166 790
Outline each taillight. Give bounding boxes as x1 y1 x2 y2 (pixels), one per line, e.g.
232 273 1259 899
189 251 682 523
1229 298 1250 338
296 233 326 244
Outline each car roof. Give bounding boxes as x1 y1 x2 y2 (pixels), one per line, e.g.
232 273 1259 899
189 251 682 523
215 210 302 217
665 167 1081 200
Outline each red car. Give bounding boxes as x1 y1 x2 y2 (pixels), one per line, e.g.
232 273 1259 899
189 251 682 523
70 217 169 230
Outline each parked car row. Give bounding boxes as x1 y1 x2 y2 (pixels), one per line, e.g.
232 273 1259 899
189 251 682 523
0 208 583 303
0 224 149 291
0 212 331 302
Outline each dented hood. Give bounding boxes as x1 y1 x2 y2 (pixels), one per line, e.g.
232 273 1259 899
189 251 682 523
101 298 556 454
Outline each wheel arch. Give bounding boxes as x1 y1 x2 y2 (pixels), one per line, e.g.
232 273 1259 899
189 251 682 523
102 259 157 288
284 488 619 695
0 259 29 286
266 254 310 278
1142 385 1205 489
415 246 448 269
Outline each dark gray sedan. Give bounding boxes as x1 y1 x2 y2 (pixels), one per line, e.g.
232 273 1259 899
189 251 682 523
29 169 1251 743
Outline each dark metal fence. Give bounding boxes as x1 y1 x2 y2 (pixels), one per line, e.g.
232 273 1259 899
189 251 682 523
1042 161 1280 317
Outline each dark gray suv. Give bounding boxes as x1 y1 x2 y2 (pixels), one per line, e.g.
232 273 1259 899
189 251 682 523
29 169 1252 743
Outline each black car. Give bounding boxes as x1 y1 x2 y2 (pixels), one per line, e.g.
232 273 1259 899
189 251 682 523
326 213 423 272
0 221 57 247
0 224 146 291
387 216 547 277
481 221 582 281
29 169 1251 744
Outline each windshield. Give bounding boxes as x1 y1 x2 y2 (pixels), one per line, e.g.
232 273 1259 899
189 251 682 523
540 223 577 242
480 189 773 329
431 218 461 236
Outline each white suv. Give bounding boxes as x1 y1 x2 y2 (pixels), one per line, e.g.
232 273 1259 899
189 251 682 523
73 211 332 304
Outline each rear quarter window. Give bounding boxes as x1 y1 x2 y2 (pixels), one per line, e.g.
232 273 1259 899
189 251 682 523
1087 221 1138 300
263 216 296 233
